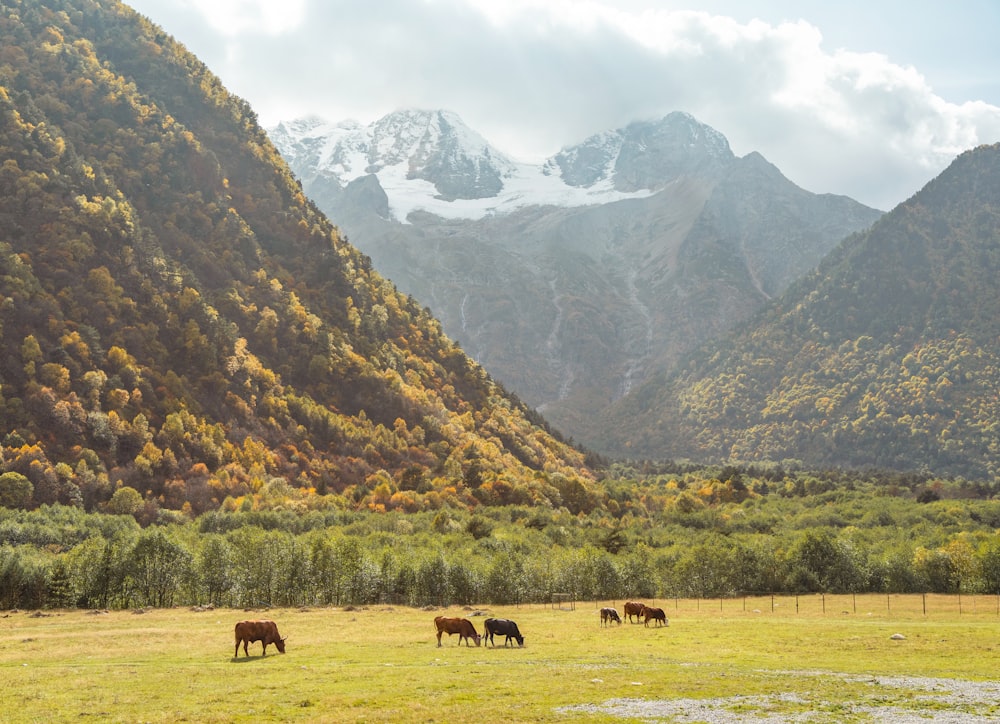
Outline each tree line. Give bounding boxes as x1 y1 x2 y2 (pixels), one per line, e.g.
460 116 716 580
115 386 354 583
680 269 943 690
4 482 1000 610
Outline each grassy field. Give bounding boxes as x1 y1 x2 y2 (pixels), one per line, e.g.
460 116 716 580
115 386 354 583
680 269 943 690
2 595 1000 722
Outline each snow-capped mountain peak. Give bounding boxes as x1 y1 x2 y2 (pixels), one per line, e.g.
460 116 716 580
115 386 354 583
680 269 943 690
553 111 735 190
269 110 738 222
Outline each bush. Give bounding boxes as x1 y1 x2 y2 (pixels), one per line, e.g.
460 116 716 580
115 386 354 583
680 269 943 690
0 472 33 509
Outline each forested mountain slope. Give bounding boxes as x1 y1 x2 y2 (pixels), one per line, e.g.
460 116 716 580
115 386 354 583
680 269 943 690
0 0 592 517
606 144 1000 478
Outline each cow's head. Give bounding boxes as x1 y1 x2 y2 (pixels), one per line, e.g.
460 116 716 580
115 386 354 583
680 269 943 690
275 636 287 654
514 634 524 647
474 633 482 647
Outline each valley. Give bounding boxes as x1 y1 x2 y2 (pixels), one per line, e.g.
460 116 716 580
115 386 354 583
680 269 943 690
273 114 882 451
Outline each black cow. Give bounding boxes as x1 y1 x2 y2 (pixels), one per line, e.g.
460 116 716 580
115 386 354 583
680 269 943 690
600 607 621 626
483 618 524 647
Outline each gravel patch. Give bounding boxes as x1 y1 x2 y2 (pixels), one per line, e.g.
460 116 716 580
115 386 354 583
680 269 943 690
557 672 1000 722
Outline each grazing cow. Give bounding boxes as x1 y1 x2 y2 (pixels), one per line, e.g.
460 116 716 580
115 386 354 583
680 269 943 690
643 606 668 627
600 607 621 626
624 601 646 623
234 620 286 657
434 616 481 647
484 618 524 647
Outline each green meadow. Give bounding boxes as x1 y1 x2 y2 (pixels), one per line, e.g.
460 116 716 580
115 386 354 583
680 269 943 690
2 595 999 723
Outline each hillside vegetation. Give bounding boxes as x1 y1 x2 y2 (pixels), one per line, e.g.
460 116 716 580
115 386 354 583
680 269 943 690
2 463 1000 610
0 0 591 518
609 144 1000 478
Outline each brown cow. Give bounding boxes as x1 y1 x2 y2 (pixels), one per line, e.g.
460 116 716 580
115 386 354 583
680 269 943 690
600 607 621 626
643 606 668 627
624 601 646 623
234 620 286 657
434 616 481 647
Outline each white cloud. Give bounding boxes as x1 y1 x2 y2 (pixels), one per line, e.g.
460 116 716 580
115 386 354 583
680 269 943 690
174 0 306 36
126 0 1000 210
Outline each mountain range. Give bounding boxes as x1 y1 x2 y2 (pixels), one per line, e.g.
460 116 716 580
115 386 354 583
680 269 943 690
3 0 998 506
270 110 884 449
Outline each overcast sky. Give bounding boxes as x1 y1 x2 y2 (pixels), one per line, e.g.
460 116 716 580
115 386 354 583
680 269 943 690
125 0 1000 210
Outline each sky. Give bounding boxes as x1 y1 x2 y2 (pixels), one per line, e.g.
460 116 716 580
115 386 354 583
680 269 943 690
124 0 1000 211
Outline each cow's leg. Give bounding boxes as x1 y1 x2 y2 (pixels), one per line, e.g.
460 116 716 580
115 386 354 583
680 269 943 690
261 641 268 656
436 630 443 647
235 639 240 657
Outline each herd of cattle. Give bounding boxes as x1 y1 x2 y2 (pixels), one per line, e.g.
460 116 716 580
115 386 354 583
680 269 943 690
233 601 668 657
605 601 668 627
434 616 524 647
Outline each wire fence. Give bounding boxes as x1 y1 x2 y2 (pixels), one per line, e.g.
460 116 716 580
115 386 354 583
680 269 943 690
583 593 1000 619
